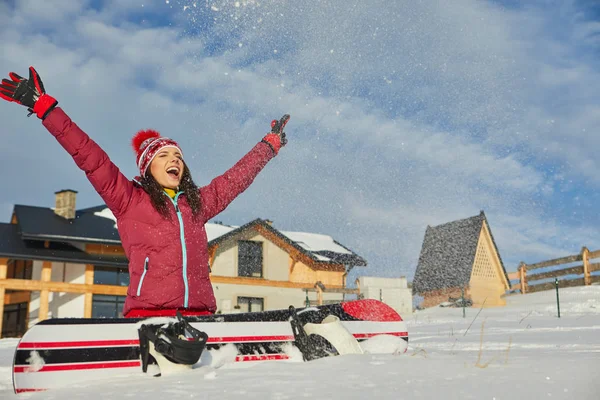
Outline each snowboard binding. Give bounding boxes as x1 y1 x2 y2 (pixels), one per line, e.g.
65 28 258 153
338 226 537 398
138 311 209 375
289 306 363 361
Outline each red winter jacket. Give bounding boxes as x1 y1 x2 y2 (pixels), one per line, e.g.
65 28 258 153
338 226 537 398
42 108 276 317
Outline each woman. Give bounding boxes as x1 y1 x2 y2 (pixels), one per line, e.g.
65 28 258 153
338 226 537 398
0 66 289 318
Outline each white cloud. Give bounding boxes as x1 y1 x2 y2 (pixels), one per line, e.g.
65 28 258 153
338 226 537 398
1 1 599 279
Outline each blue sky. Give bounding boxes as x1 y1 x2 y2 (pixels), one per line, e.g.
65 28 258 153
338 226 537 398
1 0 600 282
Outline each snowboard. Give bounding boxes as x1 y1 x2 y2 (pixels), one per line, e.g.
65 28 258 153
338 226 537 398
12 299 408 394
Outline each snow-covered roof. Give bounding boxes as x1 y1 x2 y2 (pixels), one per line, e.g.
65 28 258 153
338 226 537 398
94 208 117 229
10 202 365 267
207 219 366 266
205 223 237 241
280 231 352 261
412 211 508 294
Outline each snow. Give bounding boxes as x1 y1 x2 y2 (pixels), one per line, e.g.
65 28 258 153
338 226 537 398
204 222 353 262
1 286 599 398
205 222 237 241
281 231 352 255
94 213 353 262
93 208 117 229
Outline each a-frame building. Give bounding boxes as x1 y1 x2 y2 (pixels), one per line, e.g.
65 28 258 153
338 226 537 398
412 211 510 308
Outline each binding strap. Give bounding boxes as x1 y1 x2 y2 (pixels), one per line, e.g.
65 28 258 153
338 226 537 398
138 311 209 371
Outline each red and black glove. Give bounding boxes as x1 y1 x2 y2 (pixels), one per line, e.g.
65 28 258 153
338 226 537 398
262 114 290 155
0 66 58 119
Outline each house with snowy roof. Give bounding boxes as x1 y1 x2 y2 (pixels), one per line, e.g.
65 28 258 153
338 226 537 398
0 189 366 338
412 211 510 308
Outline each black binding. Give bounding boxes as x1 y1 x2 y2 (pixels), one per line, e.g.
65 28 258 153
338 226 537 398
288 306 332 361
138 311 209 373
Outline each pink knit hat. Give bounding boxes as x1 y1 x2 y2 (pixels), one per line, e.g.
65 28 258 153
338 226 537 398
131 129 183 177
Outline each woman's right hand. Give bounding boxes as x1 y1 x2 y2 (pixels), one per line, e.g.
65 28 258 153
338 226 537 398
0 66 58 119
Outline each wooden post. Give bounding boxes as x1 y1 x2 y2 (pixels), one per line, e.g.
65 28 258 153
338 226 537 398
208 246 218 276
289 258 297 274
38 261 52 321
316 284 323 306
83 265 94 318
0 258 8 337
582 247 591 286
519 262 527 294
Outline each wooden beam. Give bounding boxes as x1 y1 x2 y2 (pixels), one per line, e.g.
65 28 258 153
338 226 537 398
588 249 600 259
305 287 360 294
210 275 336 290
0 258 8 337
507 271 520 281
525 254 582 271
4 291 30 305
0 275 350 296
85 244 126 256
289 258 298 275
84 265 94 318
526 265 584 282
528 277 585 293
38 262 52 322
0 279 128 296
519 262 527 294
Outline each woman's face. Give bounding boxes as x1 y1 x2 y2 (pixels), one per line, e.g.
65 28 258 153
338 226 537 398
149 147 184 189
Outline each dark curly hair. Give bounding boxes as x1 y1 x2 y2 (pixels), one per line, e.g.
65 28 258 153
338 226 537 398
139 162 202 220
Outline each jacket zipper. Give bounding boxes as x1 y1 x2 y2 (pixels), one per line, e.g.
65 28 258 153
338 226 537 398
137 257 149 296
165 191 189 308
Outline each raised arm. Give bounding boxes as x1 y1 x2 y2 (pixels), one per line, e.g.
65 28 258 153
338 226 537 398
200 115 290 221
0 67 133 216
43 108 133 216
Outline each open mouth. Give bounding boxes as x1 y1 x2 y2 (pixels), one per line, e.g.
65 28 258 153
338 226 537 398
166 167 180 179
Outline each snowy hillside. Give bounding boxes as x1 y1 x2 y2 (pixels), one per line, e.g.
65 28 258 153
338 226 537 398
1 286 599 399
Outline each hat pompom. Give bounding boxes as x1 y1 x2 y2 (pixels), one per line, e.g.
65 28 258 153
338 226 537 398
132 129 161 153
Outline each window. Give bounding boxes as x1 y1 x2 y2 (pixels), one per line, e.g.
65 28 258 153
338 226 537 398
2 303 28 337
238 240 263 278
237 296 264 313
92 267 129 318
94 267 130 286
92 295 126 319
7 260 32 280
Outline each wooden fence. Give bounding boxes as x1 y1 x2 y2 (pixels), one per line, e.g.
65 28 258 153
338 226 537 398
507 247 600 294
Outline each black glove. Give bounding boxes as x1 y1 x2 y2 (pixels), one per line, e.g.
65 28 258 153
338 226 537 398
0 66 58 119
270 114 290 146
262 114 290 155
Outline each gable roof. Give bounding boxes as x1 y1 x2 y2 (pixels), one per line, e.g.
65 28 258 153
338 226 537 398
13 205 121 245
5 204 365 268
208 219 367 267
0 223 128 267
412 211 509 295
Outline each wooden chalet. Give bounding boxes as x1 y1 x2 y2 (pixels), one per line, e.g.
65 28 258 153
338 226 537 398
0 190 366 338
412 211 510 308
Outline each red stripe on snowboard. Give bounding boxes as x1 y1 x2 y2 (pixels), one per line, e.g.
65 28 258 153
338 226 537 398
14 360 141 373
18 339 139 349
353 332 408 339
209 335 294 343
15 389 46 394
235 354 290 362
18 335 296 350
